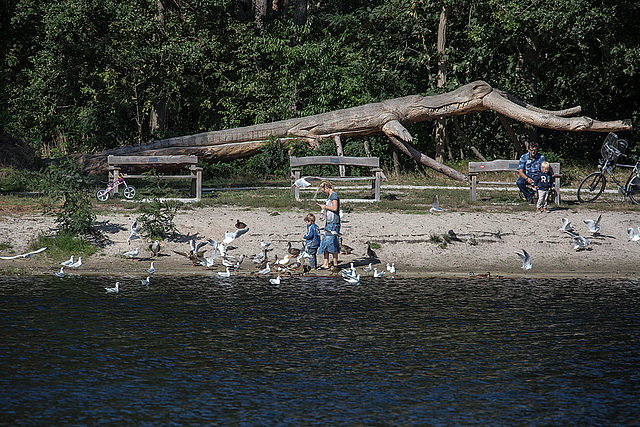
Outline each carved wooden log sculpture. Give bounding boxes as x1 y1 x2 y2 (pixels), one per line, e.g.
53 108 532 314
81 80 632 181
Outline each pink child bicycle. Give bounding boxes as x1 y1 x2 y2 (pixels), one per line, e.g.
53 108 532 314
95 173 136 201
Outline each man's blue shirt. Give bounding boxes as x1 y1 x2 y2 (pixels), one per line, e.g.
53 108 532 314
518 152 546 176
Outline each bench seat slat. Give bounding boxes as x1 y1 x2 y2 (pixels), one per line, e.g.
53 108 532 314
290 156 379 168
108 155 198 165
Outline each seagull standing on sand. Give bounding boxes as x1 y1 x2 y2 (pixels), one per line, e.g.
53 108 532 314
514 249 532 272
61 255 74 267
105 282 119 293
584 214 602 234
430 195 444 213
628 227 640 242
69 257 82 271
123 248 139 259
386 263 396 274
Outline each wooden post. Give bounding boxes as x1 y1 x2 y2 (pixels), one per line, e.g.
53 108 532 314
363 137 372 157
334 135 345 177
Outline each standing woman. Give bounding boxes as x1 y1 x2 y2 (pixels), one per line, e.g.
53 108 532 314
317 181 340 269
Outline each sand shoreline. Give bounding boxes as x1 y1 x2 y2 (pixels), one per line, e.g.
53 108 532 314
1 206 639 279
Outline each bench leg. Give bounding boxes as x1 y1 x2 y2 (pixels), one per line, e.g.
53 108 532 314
554 177 561 205
470 174 477 201
291 168 301 200
374 171 381 201
110 167 121 197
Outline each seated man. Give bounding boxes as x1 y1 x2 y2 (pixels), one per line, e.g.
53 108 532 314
516 142 546 203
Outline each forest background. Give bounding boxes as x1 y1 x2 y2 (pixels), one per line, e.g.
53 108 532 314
1 0 639 178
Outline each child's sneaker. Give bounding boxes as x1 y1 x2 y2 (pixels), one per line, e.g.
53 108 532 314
536 208 541 213
543 208 550 213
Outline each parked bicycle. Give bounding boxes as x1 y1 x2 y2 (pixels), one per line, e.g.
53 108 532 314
95 173 136 201
576 132 640 203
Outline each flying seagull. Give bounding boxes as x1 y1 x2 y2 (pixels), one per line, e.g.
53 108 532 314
584 214 602 234
430 195 444 213
560 218 574 233
127 220 140 245
223 227 249 244
514 249 532 272
0 247 47 260
565 231 590 251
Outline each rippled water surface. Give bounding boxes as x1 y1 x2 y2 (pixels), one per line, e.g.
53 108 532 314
1 275 639 425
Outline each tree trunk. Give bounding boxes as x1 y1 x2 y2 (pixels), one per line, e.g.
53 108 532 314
452 116 487 161
434 6 448 163
254 0 268 30
293 0 307 25
497 113 525 157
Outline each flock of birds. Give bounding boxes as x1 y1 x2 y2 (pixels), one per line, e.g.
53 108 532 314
513 213 634 274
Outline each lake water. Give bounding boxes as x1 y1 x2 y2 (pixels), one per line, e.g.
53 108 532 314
1 275 639 425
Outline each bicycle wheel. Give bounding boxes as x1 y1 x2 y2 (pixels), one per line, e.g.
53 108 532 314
577 172 606 203
96 189 110 201
625 174 640 204
123 185 136 199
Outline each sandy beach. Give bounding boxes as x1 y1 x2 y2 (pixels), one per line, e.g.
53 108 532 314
1 203 639 279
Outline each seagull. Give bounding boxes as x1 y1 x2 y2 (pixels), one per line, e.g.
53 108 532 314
198 251 217 268
123 248 139 258
565 231 590 251
258 263 271 275
276 254 293 266
430 195 444 213
260 240 271 249
189 239 208 255
363 263 373 272
217 268 231 278
60 255 74 267
222 254 245 270
342 262 356 277
514 249 532 272
584 214 602 234
105 282 119 293
373 268 385 278
146 262 156 274
294 177 312 188
69 256 82 271
149 240 163 257
344 273 361 284
54 267 65 278
223 227 249 244
141 276 150 287
127 220 140 245
0 247 47 260
269 275 281 285
386 263 396 274
560 218 574 233
628 227 640 242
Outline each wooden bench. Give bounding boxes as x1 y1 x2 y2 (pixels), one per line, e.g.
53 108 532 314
469 160 561 205
107 155 203 200
290 156 383 201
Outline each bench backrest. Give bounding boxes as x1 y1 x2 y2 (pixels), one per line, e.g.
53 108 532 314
290 156 379 168
108 155 198 165
469 160 560 175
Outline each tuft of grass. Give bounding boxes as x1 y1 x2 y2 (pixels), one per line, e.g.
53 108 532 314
369 242 381 249
0 241 13 252
32 231 98 259
0 267 30 276
429 233 443 244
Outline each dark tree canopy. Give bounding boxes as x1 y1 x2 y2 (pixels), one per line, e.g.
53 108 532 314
1 0 638 173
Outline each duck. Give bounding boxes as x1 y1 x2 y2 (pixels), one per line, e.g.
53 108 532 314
339 238 353 255
287 242 301 257
366 242 378 260
235 219 247 229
